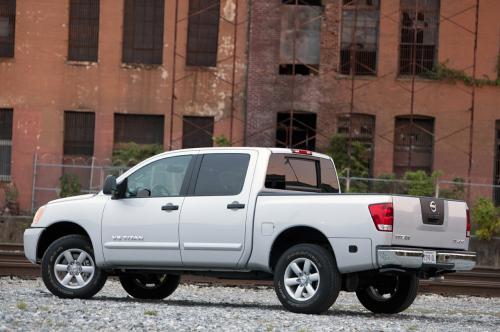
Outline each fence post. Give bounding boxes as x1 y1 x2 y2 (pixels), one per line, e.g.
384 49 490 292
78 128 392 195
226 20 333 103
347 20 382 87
435 180 440 198
31 153 38 213
89 157 95 192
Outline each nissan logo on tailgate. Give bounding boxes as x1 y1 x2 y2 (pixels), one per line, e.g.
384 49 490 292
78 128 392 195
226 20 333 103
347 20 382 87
429 201 437 213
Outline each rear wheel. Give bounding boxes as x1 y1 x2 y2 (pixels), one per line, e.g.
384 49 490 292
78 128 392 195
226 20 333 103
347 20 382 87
119 273 181 300
273 244 341 314
356 273 418 314
41 235 107 299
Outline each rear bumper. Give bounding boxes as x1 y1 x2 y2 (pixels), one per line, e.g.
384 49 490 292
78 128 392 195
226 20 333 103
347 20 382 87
23 228 44 264
377 246 476 271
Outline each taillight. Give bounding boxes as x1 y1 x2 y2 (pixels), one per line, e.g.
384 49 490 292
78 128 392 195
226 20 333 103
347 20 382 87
292 149 312 155
466 208 471 237
369 203 394 232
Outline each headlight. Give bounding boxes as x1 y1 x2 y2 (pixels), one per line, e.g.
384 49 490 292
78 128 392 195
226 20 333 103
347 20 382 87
33 206 46 225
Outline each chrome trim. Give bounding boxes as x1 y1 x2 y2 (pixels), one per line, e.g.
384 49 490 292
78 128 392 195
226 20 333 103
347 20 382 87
103 242 179 250
182 243 243 251
377 247 476 271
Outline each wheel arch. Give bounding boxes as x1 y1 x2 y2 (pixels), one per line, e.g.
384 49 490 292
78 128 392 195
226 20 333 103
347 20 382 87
36 221 92 260
268 226 336 272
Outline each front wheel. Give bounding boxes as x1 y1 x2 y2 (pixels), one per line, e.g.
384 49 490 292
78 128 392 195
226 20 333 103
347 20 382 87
273 244 341 314
356 273 418 314
119 273 181 299
41 235 107 299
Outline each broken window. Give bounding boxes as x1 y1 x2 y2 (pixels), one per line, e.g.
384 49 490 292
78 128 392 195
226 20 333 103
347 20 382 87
114 114 164 145
399 0 440 76
186 0 220 67
276 112 317 151
0 0 15 58
122 0 165 65
68 0 100 62
279 0 322 76
182 116 214 148
0 109 13 181
64 111 95 156
340 0 379 76
393 116 434 177
337 113 375 175
494 121 500 206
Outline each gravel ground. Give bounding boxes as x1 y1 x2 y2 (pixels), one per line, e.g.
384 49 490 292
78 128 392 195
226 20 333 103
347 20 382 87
0 278 498 331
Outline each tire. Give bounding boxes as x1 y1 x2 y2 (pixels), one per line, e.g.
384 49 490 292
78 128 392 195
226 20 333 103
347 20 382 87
119 273 181 300
273 244 341 314
41 234 107 299
355 273 418 314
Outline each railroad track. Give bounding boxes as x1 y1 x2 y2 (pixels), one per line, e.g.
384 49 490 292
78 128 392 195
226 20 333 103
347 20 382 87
1 244 499 296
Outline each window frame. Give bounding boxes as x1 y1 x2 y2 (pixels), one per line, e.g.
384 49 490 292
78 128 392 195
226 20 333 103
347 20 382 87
187 153 251 197
114 113 165 146
339 0 380 76
0 0 16 58
0 108 13 182
63 110 96 157
116 154 196 199
67 0 100 62
182 115 215 149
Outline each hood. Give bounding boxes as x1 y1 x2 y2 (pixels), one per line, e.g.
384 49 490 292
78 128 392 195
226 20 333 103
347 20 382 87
48 194 96 205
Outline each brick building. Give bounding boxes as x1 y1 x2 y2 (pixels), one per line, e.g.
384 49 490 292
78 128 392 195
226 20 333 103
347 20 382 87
246 0 500 202
0 0 248 210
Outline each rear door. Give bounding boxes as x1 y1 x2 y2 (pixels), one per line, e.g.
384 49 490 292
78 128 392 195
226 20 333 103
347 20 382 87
179 150 257 268
392 196 468 250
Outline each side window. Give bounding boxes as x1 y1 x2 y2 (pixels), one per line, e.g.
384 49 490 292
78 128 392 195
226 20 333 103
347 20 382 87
265 154 339 193
320 159 339 193
125 155 192 198
194 154 250 196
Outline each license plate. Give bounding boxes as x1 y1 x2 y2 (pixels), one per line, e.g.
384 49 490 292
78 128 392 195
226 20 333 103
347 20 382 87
423 251 436 264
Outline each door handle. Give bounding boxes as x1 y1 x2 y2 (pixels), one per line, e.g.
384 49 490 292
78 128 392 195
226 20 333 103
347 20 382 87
227 202 245 210
161 203 179 211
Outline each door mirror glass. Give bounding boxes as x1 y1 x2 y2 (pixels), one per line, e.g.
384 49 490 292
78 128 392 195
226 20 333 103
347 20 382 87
103 175 117 195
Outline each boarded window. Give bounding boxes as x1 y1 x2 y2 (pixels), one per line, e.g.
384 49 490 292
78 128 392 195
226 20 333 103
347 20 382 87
279 0 322 75
494 121 500 206
182 116 214 148
0 0 15 57
186 0 220 67
340 0 379 76
0 109 13 181
276 112 317 151
64 111 95 156
68 0 100 62
399 0 439 76
122 0 165 65
114 114 164 145
337 113 375 175
393 116 434 177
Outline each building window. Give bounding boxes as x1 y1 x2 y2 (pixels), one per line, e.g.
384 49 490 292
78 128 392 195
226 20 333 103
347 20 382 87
182 116 214 149
393 116 434 177
122 0 165 65
0 0 15 58
68 0 100 62
340 0 379 76
399 0 440 76
494 121 500 206
279 0 322 75
276 112 317 151
64 111 95 156
337 113 375 175
0 109 13 181
114 114 164 145
186 0 220 67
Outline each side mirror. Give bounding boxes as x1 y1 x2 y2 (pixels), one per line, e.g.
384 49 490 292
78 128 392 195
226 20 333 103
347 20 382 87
103 175 117 196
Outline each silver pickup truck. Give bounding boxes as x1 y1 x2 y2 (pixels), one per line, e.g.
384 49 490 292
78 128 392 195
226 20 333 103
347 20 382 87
24 147 476 314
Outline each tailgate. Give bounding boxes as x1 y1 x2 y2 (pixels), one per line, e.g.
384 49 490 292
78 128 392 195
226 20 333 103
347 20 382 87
392 196 468 250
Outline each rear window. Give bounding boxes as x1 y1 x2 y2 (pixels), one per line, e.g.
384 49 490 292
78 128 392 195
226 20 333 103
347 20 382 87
194 153 250 196
265 154 339 193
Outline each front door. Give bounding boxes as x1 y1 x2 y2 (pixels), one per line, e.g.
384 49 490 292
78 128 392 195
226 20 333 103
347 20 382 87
179 151 257 268
101 153 195 267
